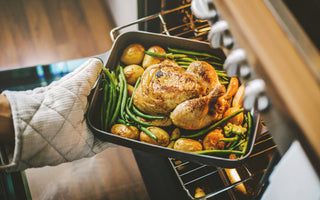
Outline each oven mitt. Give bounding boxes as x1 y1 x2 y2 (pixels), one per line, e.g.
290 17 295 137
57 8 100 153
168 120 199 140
1 58 114 172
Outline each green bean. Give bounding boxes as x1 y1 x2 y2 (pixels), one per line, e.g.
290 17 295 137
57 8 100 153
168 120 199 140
119 67 127 120
111 71 118 90
217 72 229 77
102 68 118 129
228 140 245 150
144 51 187 60
192 149 244 155
128 76 141 109
220 136 239 142
182 108 244 138
132 105 164 120
220 81 229 85
109 74 124 127
175 57 196 62
105 83 113 130
139 126 158 141
167 47 221 61
176 61 192 66
125 98 153 127
201 60 223 66
241 112 252 155
116 118 133 126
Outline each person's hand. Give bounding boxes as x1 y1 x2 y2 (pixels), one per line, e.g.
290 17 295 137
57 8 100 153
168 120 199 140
1 58 113 171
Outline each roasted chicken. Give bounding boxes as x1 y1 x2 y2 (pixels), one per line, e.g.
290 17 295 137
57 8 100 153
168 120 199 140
133 60 228 130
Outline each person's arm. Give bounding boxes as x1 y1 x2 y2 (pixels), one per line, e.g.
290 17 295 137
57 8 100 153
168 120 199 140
0 94 14 151
1 58 113 172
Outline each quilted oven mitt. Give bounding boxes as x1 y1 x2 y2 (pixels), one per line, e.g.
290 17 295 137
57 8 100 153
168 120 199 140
1 58 114 172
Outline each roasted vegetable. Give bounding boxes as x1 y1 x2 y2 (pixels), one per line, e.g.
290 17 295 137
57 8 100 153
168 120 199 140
167 128 180 148
232 84 245 107
223 106 244 125
224 77 239 100
140 127 170 146
120 43 145 65
142 46 167 69
127 84 134 97
173 138 203 152
224 123 247 137
182 108 244 138
123 64 144 85
99 43 254 160
111 124 139 140
203 128 226 150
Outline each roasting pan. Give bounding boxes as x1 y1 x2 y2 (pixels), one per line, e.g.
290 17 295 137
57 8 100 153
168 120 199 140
86 31 260 168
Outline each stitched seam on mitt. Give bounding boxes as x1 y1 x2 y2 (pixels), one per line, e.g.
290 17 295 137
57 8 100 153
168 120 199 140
57 80 96 154
46 84 95 155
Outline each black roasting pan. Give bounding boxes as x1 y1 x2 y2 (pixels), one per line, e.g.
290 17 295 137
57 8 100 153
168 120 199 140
86 31 259 168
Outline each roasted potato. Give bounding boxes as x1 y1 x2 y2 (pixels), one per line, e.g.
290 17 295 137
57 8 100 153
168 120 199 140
167 128 181 148
223 106 244 125
123 64 144 85
142 46 166 69
140 127 170 146
120 43 145 65
203 128 225 150
232 84 245 107
225 77 239 100
111 124 139 140
173 138 203 152
127 84 134 97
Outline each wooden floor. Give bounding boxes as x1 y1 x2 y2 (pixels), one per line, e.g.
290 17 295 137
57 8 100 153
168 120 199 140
0 0 115 70
0 0 150 199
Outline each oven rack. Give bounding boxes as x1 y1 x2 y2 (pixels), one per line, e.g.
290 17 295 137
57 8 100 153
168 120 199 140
109 3 280 199
110 3 210 42
168 128 279 200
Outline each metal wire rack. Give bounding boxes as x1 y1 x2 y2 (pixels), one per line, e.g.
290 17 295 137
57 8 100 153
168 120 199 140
110 3 210 42
109 3 280 199
169 128 279 200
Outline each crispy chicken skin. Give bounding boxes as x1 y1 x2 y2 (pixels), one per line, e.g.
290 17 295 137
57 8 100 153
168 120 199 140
170 85 226 130
133 60 207 115
186 61 221 93
133 60 226 130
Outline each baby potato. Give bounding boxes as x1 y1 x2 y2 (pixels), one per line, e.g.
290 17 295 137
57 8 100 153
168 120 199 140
173 138 203 152
142 46 166 69
223 106 244 125
140 127 170 147
111 124 139 140
120 43 145 65
203 128 226 150
127 84 134 97
123 64 144 85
